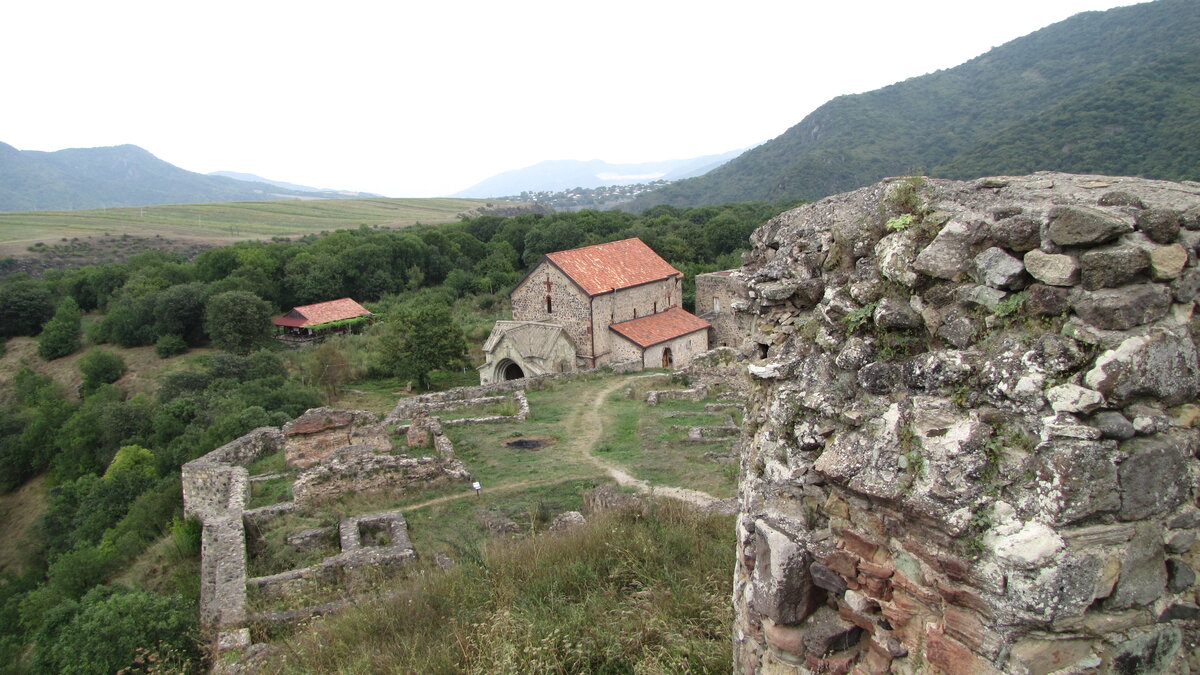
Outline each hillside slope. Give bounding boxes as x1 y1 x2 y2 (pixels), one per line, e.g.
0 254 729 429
627 0 1200 209
0 143 376 212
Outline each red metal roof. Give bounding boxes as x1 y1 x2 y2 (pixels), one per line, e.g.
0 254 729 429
609 307 710 348
271 298 371 328
545 238 682 296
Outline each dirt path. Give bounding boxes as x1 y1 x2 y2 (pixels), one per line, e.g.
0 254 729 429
400 373 730 514
569 375 731 511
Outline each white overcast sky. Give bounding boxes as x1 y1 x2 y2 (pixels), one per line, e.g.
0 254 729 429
1 0 1147 197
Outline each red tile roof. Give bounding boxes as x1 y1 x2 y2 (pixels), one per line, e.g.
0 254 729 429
545 238 682 296
609 307 710 348
272 298 372 327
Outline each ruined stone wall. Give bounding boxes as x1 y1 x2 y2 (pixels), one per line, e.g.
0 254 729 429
513 263 593 360
733 173 1200 674
697 271 749 348
292 448 470 505
283 408 390 469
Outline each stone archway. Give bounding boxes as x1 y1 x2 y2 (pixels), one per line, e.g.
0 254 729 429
499 360 525 381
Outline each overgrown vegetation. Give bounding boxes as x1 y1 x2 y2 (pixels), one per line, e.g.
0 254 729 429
257 502 734 674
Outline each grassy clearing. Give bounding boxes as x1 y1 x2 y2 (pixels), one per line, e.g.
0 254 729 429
256 501 734 674
594 391 739 499
0 198 499 254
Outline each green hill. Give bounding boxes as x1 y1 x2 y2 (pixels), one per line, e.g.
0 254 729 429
0 143 379 212
627 0 1200 210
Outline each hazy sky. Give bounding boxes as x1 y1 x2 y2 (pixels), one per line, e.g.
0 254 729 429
2 0 1145 197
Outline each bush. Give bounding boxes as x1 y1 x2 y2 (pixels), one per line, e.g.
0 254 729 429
154 334 188 359
79 350 126 394
35 586 199 675
38 297 83 361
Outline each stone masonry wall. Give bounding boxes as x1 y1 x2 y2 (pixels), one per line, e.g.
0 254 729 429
283 408 390 469
733 173 1200 674
697 271 750 348
513 263 594 361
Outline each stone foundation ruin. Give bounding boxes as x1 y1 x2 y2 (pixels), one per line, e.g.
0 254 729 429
732 174 1200 674
182 408 471 649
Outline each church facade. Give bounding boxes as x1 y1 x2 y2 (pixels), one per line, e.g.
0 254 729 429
479 238 710 383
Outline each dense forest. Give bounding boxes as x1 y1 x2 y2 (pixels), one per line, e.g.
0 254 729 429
0 199 789 673
626 0 1200 210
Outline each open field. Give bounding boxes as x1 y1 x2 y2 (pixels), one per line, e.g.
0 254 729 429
0 197 505 258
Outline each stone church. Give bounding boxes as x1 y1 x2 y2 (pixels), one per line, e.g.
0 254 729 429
478 237 711 383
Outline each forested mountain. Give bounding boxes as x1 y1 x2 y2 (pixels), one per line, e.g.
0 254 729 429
0 143 376 212
452 149 745 198
626 0 1200 210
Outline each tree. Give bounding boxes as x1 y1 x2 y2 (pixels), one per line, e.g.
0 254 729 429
37 297 83 360
204 291 272 354
378 304 467 389
79 350 126 394
0 275 54 338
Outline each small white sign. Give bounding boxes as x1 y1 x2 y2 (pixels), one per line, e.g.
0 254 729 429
472 482 482 491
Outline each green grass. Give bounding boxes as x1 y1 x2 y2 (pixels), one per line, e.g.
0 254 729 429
248 476 294 509
247 451 288 477
255 501 734 674
0 197 499 252
594 392 739 499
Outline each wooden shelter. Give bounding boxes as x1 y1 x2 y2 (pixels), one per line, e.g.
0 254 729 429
272 298 373 344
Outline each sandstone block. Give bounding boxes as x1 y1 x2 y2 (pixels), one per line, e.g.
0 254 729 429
1105 525 1167 610
974 247 1027 290
1045 384 1104 414
802 606 863 655
1009 638 1099 675
1136 208 1182 244
1047 205 1132 246
914 221 978 280
874 230 920 287
1079 245 1149 289
989 215 1041 252
753 519 820 625
1085 327 1200 406
1071 284 1171 331
1118 434 1191 521
1024 283 1070 316
1024 250 1079 286
1149 244 1188 281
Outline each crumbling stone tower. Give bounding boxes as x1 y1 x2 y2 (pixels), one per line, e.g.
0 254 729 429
732 173 1200 674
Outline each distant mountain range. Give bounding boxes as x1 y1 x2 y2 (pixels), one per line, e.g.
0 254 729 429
626 0 1200 210
0 143 378 212
451 149 746 198
206 171 376 196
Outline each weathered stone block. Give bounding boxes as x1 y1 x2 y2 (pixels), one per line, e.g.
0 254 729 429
1023 250 1079 287
1079 245 1149 290
1104 525 1167 610
974 247 1027 290
1085 326 1200 406
914 220 980 281
1118 434 1191 520
1136 209 1182 244
1071 284 1171 331
1110 627 1181 675
753 519 820 626
1047 205 1132 246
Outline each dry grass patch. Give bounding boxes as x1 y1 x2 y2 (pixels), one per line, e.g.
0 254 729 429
0 475 48 575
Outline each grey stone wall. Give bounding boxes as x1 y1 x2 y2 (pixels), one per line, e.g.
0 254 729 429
732 173 1200 674
697 271 750 348
513 263 594 360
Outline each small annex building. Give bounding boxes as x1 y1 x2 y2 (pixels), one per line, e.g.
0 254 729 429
479 238 710 383
272 297 373 344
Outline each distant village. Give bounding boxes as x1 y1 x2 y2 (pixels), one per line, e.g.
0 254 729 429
501 180 673 211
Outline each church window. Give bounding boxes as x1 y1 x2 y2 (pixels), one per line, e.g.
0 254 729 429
546 295 552 313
